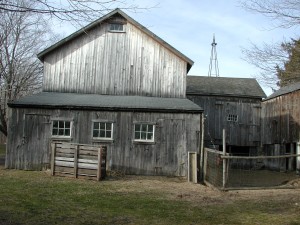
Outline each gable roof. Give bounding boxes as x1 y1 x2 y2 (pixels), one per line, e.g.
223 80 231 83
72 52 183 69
264 81 300 101
186 76 266 98
37 8 194 71
8 92 203 113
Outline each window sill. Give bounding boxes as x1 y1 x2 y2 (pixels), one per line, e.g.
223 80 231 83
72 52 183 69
133 141 156 145
108 30 126 33
92 139 114 143
51 137 72 141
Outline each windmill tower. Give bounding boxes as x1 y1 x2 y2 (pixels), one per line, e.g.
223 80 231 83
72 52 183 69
208 34 219 77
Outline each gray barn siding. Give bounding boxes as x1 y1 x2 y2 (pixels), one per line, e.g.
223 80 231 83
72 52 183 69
6 108 201 176
262 91 300 145
187 95 262 147
43 22 187 98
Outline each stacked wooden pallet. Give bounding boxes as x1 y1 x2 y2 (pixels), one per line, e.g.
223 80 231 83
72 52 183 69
51 142 107 181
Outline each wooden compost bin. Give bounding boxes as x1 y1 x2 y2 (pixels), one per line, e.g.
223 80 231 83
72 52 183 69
51 142 107 180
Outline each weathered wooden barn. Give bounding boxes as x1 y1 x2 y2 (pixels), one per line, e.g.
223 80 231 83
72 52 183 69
186 76 266 155
261 82 300 171
6 9 203 177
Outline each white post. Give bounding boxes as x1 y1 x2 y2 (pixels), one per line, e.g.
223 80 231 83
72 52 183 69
188 152 197 183
222 129 226 188
297 142 300 175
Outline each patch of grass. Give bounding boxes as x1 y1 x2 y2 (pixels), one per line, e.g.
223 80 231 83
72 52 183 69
0 168 300 225
0 144 5 156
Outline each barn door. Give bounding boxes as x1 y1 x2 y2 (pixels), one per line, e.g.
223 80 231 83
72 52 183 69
156 119 186 176
23 114 51 170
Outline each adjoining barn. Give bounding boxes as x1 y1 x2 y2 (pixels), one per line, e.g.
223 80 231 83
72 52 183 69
262 81 300 172
6 9 203 177
186 76 266 155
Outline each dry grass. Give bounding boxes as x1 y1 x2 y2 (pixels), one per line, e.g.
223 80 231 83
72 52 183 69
1 167 300 224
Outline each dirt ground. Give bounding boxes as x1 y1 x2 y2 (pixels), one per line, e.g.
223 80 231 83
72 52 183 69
101 174 300 206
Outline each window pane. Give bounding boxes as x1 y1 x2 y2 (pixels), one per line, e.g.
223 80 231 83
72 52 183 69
94 122 99 130
106 131 111 138
106 123 112 131
100 130 105 137
135 131 140 139
141 124 147 132
59 121 64 128
147 133 153 140
53 121 58 128
110 23 115 30
110 23 123 31
52 128 58 135
65 129 70 136
135 124 140 132
52 120 71 137
141 132 146 140
93 130 99 137
148 125 153 132
58 129 64 135
100 123 105 130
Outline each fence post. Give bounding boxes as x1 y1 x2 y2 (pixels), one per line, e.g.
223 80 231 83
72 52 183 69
97 147 102 181
203 148 207 181
74 145 79 178
199 113 205 182
222 129 227 189
188 152 197 183
51 142 56 176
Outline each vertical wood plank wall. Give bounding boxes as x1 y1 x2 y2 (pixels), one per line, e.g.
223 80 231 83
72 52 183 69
42 22 187 98
187 95 262 147
262 91 300 145
6 108 201 176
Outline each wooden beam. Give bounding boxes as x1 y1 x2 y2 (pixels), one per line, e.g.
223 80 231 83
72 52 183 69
97 147 101 181
222 129 226 189
74 145 79 178
51 142 56 176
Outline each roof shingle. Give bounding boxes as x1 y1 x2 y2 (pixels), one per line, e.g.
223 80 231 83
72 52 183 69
186 76 266 98
9 92 203 113
264 81 300 100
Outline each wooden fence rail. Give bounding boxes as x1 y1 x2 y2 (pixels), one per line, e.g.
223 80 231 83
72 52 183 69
51 142 107 181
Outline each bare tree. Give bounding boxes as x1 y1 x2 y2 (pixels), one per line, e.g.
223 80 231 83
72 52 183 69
0 0 57 136
241 41 289 91
239 0 300 28
239 0 300 90
0 0 144 23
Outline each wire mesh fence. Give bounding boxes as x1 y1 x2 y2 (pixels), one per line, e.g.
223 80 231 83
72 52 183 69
203 148 225 188
204 147 300 190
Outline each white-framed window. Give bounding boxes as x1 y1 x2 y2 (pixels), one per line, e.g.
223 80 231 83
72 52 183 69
109 23 124 32
134 123 155 142
52 120 72 137
92 122 113 140
227 114 238 122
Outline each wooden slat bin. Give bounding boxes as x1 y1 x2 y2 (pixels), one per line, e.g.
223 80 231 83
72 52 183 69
51 142 107 181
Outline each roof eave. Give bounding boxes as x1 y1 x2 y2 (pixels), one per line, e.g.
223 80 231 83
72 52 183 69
8 103 203 113
186 92 266 99
37 8 122 61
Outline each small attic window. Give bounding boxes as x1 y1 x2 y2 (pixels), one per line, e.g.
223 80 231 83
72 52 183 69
109 23 124 32
227 114 238 122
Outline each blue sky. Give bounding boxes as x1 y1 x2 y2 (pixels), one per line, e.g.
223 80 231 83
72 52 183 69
54 0 300 96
